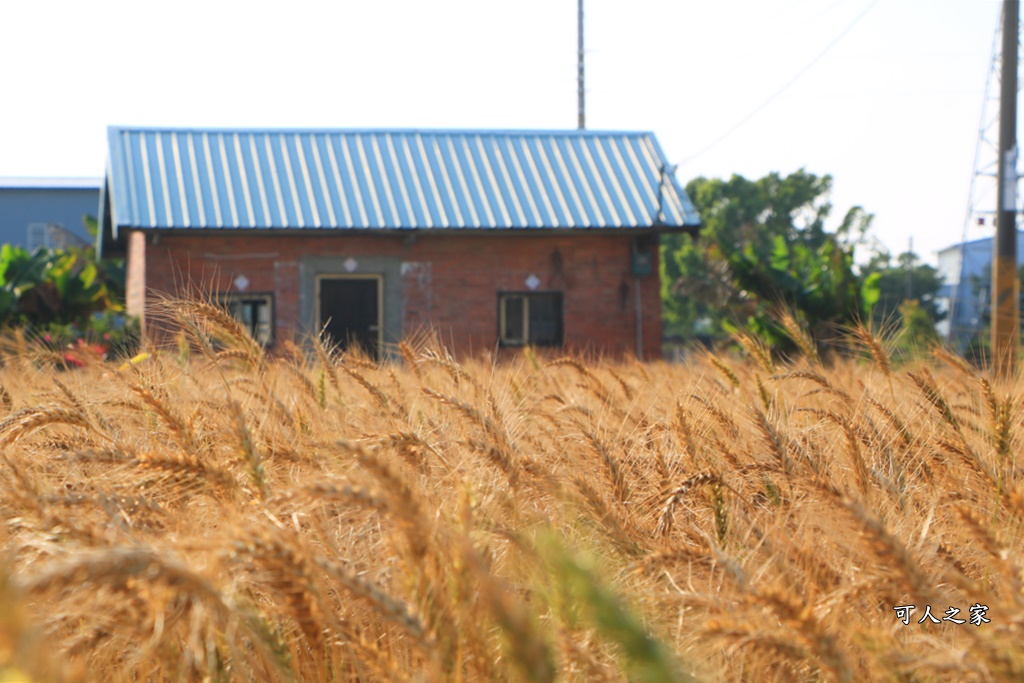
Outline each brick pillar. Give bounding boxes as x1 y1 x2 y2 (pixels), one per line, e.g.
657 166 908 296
126 230 148 332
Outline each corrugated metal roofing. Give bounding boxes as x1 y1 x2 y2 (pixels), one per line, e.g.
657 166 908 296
106 126 700 232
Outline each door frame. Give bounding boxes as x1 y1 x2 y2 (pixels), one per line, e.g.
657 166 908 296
314 273 385 354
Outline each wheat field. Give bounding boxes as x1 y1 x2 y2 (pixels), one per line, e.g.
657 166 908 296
0 303 1021 682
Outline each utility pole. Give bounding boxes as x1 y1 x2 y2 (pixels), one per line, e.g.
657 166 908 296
577 0 585 129
906 236 914 301
993 0 1018 375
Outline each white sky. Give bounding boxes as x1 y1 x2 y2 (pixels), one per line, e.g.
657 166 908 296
0 0 1008 263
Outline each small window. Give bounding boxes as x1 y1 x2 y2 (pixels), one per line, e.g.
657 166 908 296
27 224 50 251
499 292 563 347
26 223 86 251
221 293 273 346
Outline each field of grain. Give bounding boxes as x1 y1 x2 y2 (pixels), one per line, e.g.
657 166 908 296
0 303 1021 682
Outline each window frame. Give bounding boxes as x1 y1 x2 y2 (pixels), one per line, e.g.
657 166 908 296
218 291 275 347
497 291 563 348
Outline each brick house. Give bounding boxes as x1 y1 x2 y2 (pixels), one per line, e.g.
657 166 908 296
98 127 700 359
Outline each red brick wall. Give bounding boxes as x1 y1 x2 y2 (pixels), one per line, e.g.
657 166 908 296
137 231 664 359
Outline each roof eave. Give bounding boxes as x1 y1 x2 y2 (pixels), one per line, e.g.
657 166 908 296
118 225 697 237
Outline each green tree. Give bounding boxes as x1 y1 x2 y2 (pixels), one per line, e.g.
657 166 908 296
895 298 941 355
662 170 875 353
861 250 945 329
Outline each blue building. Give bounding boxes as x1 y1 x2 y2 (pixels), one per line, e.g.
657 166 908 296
937 231 1024 351
0 178 100 250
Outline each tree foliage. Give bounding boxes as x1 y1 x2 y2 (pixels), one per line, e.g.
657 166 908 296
0 216 136 359
0 244 117 327
662 170 875 352
861 250 945 330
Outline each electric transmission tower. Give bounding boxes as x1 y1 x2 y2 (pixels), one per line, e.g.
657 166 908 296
947 6 1023 355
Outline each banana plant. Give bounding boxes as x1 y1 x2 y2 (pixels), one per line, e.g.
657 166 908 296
0 245 116 328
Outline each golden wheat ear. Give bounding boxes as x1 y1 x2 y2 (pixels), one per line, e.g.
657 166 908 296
733 331 776 374
849 321 894 377
127 384 200 455
707 354 741 390
0 405 96 448
656 471 719 537
397 341 424 381
771 306 822 366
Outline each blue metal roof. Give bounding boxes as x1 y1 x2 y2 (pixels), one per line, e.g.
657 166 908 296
105 127 700 233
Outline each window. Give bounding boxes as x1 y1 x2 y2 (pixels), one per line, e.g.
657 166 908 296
27 223 88 251
221 293 273 346
499 292 563 347
27 224 51 251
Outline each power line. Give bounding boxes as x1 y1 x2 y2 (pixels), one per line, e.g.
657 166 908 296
737 0 855 62
681 0 881 165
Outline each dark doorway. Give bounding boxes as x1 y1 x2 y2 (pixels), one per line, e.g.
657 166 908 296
318 276 381 358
